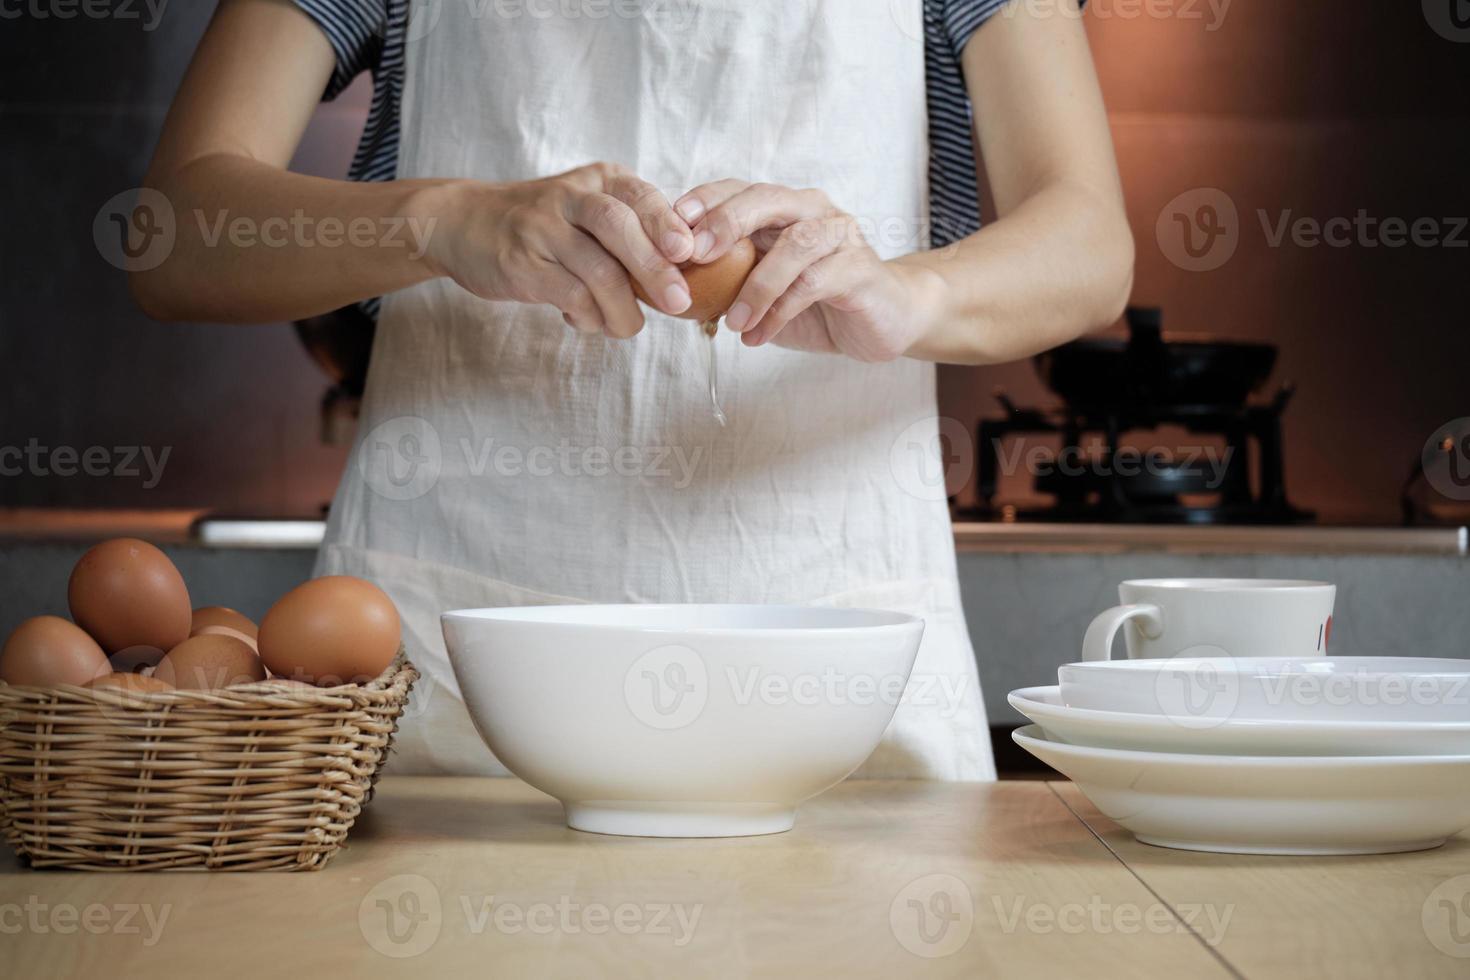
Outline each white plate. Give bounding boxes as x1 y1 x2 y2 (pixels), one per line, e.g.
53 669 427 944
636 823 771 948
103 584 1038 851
1009 686 1470 756
1012 724 1470 855
1058 656 1470 724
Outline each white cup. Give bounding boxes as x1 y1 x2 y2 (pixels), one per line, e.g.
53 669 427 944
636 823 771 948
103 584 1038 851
1081 578 1337 663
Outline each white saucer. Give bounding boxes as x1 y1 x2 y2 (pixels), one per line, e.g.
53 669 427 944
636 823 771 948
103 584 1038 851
1009 686 1470 756
1012 725 1470 855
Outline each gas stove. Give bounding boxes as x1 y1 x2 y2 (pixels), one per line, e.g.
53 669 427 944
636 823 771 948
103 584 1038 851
957 308 1312 525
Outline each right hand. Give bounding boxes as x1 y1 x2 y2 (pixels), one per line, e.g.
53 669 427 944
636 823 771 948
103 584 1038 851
422 162 695 338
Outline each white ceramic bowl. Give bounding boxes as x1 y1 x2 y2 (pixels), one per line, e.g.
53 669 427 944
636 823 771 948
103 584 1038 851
1009 686 1470 756
1058 656 1470 725
441 604 923 838
1012 725 1470 855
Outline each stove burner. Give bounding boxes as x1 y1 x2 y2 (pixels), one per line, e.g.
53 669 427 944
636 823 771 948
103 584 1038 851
957 307 1312 525
963 386 1312 525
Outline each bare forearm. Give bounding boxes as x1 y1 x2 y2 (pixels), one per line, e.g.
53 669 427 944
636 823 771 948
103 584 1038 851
900 179 1134 364
128 0 450 323
896 2 1132 365
131 155 451 323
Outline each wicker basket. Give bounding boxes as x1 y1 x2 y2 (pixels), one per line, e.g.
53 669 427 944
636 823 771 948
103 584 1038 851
0 654 416 872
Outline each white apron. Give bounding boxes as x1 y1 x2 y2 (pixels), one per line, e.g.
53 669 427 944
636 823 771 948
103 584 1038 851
317 0 996 780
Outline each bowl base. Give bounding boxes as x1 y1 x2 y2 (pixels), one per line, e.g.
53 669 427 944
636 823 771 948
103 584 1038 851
1134 834 1448 856
564 801 797 838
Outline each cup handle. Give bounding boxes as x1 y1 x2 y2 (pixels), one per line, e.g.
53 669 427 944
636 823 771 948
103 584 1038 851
1082 603 1165 662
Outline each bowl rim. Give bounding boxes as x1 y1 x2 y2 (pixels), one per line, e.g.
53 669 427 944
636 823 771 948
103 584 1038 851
1011 724 1470 768
440 603 924 637
1008 685 1470 732
1058 656 1470 679
1119 577 1335 591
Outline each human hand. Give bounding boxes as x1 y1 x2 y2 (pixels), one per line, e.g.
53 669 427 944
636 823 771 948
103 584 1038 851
425 162 696 338
673 180 939 362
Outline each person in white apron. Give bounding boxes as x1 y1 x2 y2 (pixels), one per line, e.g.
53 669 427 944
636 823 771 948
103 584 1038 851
135 0 1133 781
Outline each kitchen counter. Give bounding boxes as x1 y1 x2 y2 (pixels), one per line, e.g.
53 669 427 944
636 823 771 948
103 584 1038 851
953 521 1468 556
2 509 1465 555
2 777 1465 978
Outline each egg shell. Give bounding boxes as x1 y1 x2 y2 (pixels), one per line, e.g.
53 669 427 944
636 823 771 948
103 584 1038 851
258 576 401 686
190 606 259 641
193 624 259 653
87 672 173 693
0 616 111 687
110 645 167 674
68 538 192 654
154 633 266 690
633 238 758 323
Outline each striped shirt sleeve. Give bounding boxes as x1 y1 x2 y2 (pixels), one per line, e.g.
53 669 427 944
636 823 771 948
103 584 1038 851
292 0 388 100
925 0 1019 247
935 0 1017 54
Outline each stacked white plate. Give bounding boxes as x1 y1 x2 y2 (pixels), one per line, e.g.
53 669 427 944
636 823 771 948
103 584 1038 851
1009 657 1470 855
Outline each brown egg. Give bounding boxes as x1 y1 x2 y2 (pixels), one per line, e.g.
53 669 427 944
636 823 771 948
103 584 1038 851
633 238 758 323
110 645 166 674
258 576 401 686
154 633 265 690
0 616 111 687
68 538 191 654
191 606 258 640
192 624 259 653
87 672 173 694
190 607 259 653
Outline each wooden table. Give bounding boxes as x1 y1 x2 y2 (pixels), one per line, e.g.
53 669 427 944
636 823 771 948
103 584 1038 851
3 778 1467 978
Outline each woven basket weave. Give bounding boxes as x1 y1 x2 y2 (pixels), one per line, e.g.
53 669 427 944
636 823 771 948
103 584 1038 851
0 654 416 872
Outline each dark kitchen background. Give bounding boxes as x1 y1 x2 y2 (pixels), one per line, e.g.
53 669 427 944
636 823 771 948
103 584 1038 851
2 2 1469 523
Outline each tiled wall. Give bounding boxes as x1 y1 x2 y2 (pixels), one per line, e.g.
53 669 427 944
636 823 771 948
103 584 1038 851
3 4 1466 521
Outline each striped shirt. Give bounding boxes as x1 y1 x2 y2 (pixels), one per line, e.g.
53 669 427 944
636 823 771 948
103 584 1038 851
294 0 1012 317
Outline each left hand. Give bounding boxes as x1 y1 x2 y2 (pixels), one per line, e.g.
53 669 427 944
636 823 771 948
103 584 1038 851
674 180 938 362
